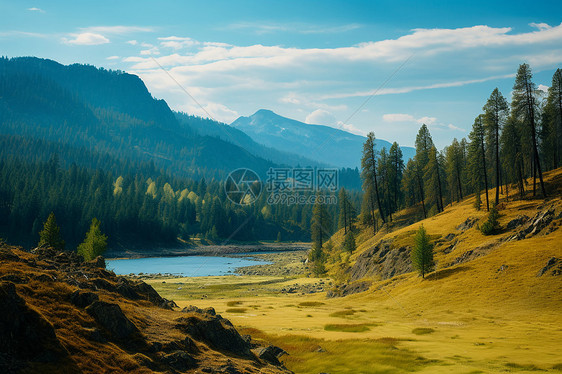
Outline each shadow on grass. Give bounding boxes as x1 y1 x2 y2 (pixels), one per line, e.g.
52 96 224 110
426 266 470 281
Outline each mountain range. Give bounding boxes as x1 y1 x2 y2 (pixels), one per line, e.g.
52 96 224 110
231 109 415 168
1 57 412 184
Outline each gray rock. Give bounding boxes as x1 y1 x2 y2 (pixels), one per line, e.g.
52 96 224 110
537 257 562 277
0 282 68 366
253 345 288 365
85 301 139 340
160 350 197 371
70 290 99 308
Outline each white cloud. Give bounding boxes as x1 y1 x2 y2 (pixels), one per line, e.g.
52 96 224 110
530 22 552 31
140 47 160 55
416 116 437 125
383 113 437 126
27 7 45 13
62 33 110 45
322 73 517 100
337 121 364 136
382 114 416 122
80 26 153 35
305 109 336 126
447 124 465 132
106 55 120 60
127 40 138 45
226 22 361 35
159 36 198 50
304 110 363 135
180 102 239 123
538 84 550 93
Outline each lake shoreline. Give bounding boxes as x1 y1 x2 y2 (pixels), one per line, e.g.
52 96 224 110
105 242 310 260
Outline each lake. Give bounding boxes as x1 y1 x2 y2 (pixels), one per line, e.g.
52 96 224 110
106 255 271 277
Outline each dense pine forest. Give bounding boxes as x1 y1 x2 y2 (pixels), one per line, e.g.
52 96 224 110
0 139 364 249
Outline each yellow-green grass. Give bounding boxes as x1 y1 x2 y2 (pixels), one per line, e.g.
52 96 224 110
149 168 562 373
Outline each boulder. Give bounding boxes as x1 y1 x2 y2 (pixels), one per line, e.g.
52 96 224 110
160 350 197 371
175 315 252 357
0 282 67 367
85 301 139 340
506 215 529 230
253 345 287 365
347 240 411 282
327 281 371 298
457 217 478 231
87 256 106 269
536 257 562 277
70 290 99 308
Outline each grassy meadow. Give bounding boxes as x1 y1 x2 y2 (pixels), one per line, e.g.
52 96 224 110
148 170 562 373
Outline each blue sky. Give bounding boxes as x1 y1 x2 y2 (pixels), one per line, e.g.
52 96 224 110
1 0 562 149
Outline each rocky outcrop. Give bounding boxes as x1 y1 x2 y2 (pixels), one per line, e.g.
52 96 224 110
537 257 562 276
253 346 288 366
457 217 478 231
348 240 412 282
0 282 68 370
507 207 556 241
327 281 371 298
86 301 140 340
0 244 292 374
175 313 253 358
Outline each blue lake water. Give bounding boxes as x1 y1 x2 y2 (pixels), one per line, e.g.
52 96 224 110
106 255 271 277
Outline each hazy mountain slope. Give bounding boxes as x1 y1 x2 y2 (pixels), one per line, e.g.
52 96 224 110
231 109 416 168
175 112 325 167
0 57 277 179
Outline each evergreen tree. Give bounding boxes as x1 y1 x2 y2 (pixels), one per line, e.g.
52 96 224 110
309 197 331 276
338 188 350 234
342 231 356 253
423 146 444 214
512 63 546 197
38 212 65 250
414 124 434 218
468 115 490 211
544 69 562 168
483 88 509 205
388 142 405 213
77 218 107 261
361 132 386 229
411 224 434 279
501 116 525 198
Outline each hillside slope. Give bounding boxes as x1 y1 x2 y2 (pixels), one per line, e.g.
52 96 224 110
326 167 562 311
0 57 276 179
0 245 291 374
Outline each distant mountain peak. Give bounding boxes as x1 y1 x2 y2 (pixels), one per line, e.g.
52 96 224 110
230 110 416 168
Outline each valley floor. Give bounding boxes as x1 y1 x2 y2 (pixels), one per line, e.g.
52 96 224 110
148 172 562 373
149 271 562 374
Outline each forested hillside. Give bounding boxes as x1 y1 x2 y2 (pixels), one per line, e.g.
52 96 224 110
0 56 276 180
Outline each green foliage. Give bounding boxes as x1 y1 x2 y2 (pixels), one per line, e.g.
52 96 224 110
480 206 501 235
38 212 65 251
474 190 482 211
342 231 356 253
77 218 107 261
411 225 434 278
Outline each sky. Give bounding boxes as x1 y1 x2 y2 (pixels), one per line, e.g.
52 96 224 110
1 0 562 149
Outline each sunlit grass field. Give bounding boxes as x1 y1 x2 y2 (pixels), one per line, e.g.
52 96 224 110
148 170 562 373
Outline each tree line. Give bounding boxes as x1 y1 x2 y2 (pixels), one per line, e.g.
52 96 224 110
307 63 561 276
361 63 561 234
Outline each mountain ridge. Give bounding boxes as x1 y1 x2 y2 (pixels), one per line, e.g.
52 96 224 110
230 109 416 168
